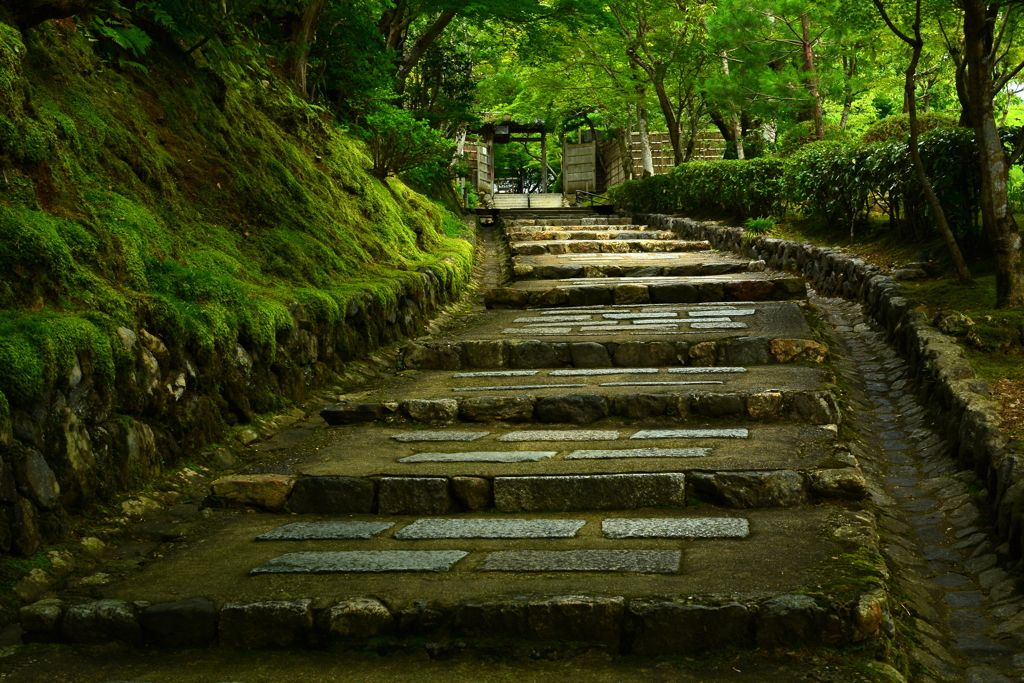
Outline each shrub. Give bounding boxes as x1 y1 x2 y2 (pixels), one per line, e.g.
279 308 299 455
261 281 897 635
777 120 849 158
358 104 453 179
743 217 775 235
859 113 959 144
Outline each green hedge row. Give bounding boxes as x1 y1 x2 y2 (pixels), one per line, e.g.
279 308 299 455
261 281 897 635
608 129 982 244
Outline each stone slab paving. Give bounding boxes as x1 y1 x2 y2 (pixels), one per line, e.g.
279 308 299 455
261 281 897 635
565 447 710 459
598 381 724 387
476 549 681 573
668 367 747 374
452 383 588 392
393 519 586 540
548 368 659 376
452 371 539 378
255 521 394 541
498 430 620 442
398 451 557 463
431 301 811 343
250 550 468 574
392 431 490 442
631 429 749 439
601 518 749 539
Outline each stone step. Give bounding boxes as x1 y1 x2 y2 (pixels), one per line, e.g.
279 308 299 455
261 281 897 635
485 276 806 309
492 193 564 209
64 506 886 653
318 365 840 427
505 217 637 227
405 302 817 353
509 230 677 242
510 239 710 256
403 337 826 369
513 259 762 280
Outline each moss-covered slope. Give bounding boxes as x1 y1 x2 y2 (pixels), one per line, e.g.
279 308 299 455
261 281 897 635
0 19 472 423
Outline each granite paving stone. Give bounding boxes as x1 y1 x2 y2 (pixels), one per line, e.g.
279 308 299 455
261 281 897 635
499 430 620 442
452 371 539 378
690 322 748 329
688 309 756 317
393 519 586 540
600 381 724 387
549 368 659 376
452 384 587 392
631 428 749 439
392 431 490 442
565 447 711 459
398 451 557 463
602 517 749 539
250 550 469 574
667 367 747 374
255 522 395 542
476 549 681 573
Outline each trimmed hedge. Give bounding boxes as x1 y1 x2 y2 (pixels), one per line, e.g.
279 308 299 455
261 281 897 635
609 128 983 247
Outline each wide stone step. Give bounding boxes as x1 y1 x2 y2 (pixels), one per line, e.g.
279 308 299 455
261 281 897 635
485 276 806 308
511 239 710 256
408 302 816 352
513 258 762 280
506 217 636 227
509 230 677 242
492 193 564 209
75 506 886 653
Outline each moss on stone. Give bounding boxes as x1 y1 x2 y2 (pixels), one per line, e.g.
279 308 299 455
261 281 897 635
0 18 473 405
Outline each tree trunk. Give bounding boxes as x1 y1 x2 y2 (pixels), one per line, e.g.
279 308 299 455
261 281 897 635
285 0 328 98
394 10 457 96
800 12 825 141
718 51 745 160
651 79 683 166
637 106 655 177
963 0 1024 306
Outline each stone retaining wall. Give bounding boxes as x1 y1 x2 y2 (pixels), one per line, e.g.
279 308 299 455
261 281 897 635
0 267 468 557
637 213 1021 565
18 588 886 653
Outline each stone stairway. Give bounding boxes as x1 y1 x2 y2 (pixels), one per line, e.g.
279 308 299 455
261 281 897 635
25 209 891 665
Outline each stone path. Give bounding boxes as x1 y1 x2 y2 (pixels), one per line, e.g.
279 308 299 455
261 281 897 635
11 209 1021 683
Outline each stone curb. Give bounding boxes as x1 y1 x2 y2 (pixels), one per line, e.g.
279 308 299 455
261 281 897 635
18 589 887 653
400 337 828 370
483 276 806 309
637 213 1021 564
206 464 866 515
318 388 840 426
510 259 764 280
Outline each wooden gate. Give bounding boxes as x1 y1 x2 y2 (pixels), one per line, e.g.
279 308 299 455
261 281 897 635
563 141 597 193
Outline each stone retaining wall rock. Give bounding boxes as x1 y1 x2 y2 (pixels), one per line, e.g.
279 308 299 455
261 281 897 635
637 212 1023 565
0 267 468 556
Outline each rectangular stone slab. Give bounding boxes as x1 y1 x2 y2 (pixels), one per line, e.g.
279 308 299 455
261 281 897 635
398 451 556 463
250 550 468 574
691 322 748 329
452 371 538 378
602 518 750 539
499 430 620 442
513 316 592 323
631 429 749 439
494 473 686 512
599 381 724 387
452 384 587 392
668 367 746 374
476 550 681 574
565 448 710 460
392 431 490 442
393 519 586 540
549 368 659 376
255 521 395 541
602 312 678 320
689 309 756 317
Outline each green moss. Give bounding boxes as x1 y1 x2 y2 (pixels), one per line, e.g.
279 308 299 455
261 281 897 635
0 19 473 405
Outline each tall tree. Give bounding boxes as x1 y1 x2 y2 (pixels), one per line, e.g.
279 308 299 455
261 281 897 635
873 0 973 283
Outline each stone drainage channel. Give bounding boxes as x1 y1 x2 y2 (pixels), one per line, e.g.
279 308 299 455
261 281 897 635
815 294 1023 683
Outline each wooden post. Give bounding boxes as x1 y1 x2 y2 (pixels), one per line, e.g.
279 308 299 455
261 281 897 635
541 131 548 193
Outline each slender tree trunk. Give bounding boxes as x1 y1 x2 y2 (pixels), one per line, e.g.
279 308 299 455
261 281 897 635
719 52 744 160
394 10 457 96
840 55 855 130
285 0 328 98
651 79 683 166
963 0 1024 306
800 12 825 141
637 106 655 177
